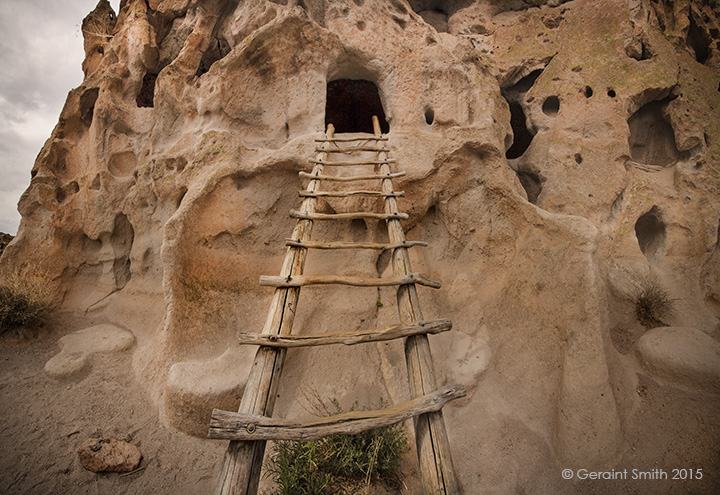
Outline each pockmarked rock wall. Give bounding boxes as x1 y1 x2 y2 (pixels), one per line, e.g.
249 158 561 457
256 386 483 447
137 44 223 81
2 0 719 491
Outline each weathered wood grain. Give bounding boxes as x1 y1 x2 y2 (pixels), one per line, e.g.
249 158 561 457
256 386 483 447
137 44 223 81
209 385 466 441
309 159 396 165
289 210 408 220
299 171 406 181
317 147 389 153
212 124 335 495
299 190 404 197
236 318 452 347
314 135 388 142
285 239 427 250
259 272 441 289
372 115 461 494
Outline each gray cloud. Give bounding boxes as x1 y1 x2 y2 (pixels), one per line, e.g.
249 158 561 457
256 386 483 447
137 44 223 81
0 0 119 234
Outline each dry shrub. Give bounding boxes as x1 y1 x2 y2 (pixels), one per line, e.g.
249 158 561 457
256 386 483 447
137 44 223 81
264 397 409 495
0 269 58 333
635 278 675 329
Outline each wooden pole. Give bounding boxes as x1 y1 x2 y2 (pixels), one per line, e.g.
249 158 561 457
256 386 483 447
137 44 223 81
212 124 334 495
373 115 461 494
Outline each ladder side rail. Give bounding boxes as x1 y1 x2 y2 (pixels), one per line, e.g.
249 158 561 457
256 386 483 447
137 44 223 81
213 124 334 495
372 116 461 495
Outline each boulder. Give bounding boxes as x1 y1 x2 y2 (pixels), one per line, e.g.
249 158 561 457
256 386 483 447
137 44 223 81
636 327 720 393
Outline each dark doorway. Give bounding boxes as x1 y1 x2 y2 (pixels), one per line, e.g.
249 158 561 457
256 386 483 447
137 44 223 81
325 79 389 134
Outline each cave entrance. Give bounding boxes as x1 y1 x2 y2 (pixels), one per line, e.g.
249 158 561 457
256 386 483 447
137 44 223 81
325 79 389 134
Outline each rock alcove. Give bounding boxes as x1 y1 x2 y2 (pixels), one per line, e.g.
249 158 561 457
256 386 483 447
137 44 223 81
325 79 388 133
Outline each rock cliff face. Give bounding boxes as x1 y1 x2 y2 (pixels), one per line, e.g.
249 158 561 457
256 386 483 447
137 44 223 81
2 0 720 491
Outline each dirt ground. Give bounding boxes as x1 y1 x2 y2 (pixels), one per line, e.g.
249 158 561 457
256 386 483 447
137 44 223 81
1 312 719 495
0 312 419 495
0 313 224 495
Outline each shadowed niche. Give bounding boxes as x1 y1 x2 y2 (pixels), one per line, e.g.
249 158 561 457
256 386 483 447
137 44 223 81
325 79 389 133
628 99 683 166
635 206 666 260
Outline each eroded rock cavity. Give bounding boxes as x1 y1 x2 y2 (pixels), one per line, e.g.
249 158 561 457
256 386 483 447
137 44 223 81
2 0 720 493
628 99 683 166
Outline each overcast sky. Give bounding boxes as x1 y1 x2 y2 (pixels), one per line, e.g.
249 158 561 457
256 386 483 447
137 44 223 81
0 0 120 235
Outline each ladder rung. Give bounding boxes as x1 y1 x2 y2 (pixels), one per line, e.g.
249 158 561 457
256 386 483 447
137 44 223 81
309 159 396 166
315 136 388 142
317 147 388 153
299 171 406 181
299 190 404 198
289 210 408 221
236 318 452 347
208 384 466 441
285 239 427 250
259 272 442 289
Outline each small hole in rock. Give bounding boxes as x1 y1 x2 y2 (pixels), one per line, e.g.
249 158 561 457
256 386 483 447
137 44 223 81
574 153 583 164
97 47 104 55
392 16 407 28
505 101 534 159
584 86 593 98
136 72 158 108
635 206 666 260
80 88 99 126
196 38 231 77
176 187 187 209
607 89 616 98
687 13 710 64
425 108 434 125
357 20 365 30
516 170 543 204
542 96 559 116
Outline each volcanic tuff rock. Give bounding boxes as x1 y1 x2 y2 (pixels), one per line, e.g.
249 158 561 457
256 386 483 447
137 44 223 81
2 0 720 492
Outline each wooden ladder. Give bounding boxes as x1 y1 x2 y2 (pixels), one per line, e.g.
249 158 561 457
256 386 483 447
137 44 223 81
210 117 464 495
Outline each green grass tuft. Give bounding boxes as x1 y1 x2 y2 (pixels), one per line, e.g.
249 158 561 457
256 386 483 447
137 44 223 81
264 398 409 495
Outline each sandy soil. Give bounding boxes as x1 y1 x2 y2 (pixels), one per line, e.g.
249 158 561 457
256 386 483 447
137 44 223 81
0 313 224 495
0 312 418 495
1 312 719 495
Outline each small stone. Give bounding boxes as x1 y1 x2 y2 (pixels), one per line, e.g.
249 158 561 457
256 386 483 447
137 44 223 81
78 437 142 473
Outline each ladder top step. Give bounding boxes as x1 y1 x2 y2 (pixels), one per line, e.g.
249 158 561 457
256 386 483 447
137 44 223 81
299 171 406 181
236 318 452 348
285 239 427 250
318 147 388 153
299 190 404 198
309 159 396 166
259 272 441 289
315 135 388 142
208 384 466 441
290 210 409 221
